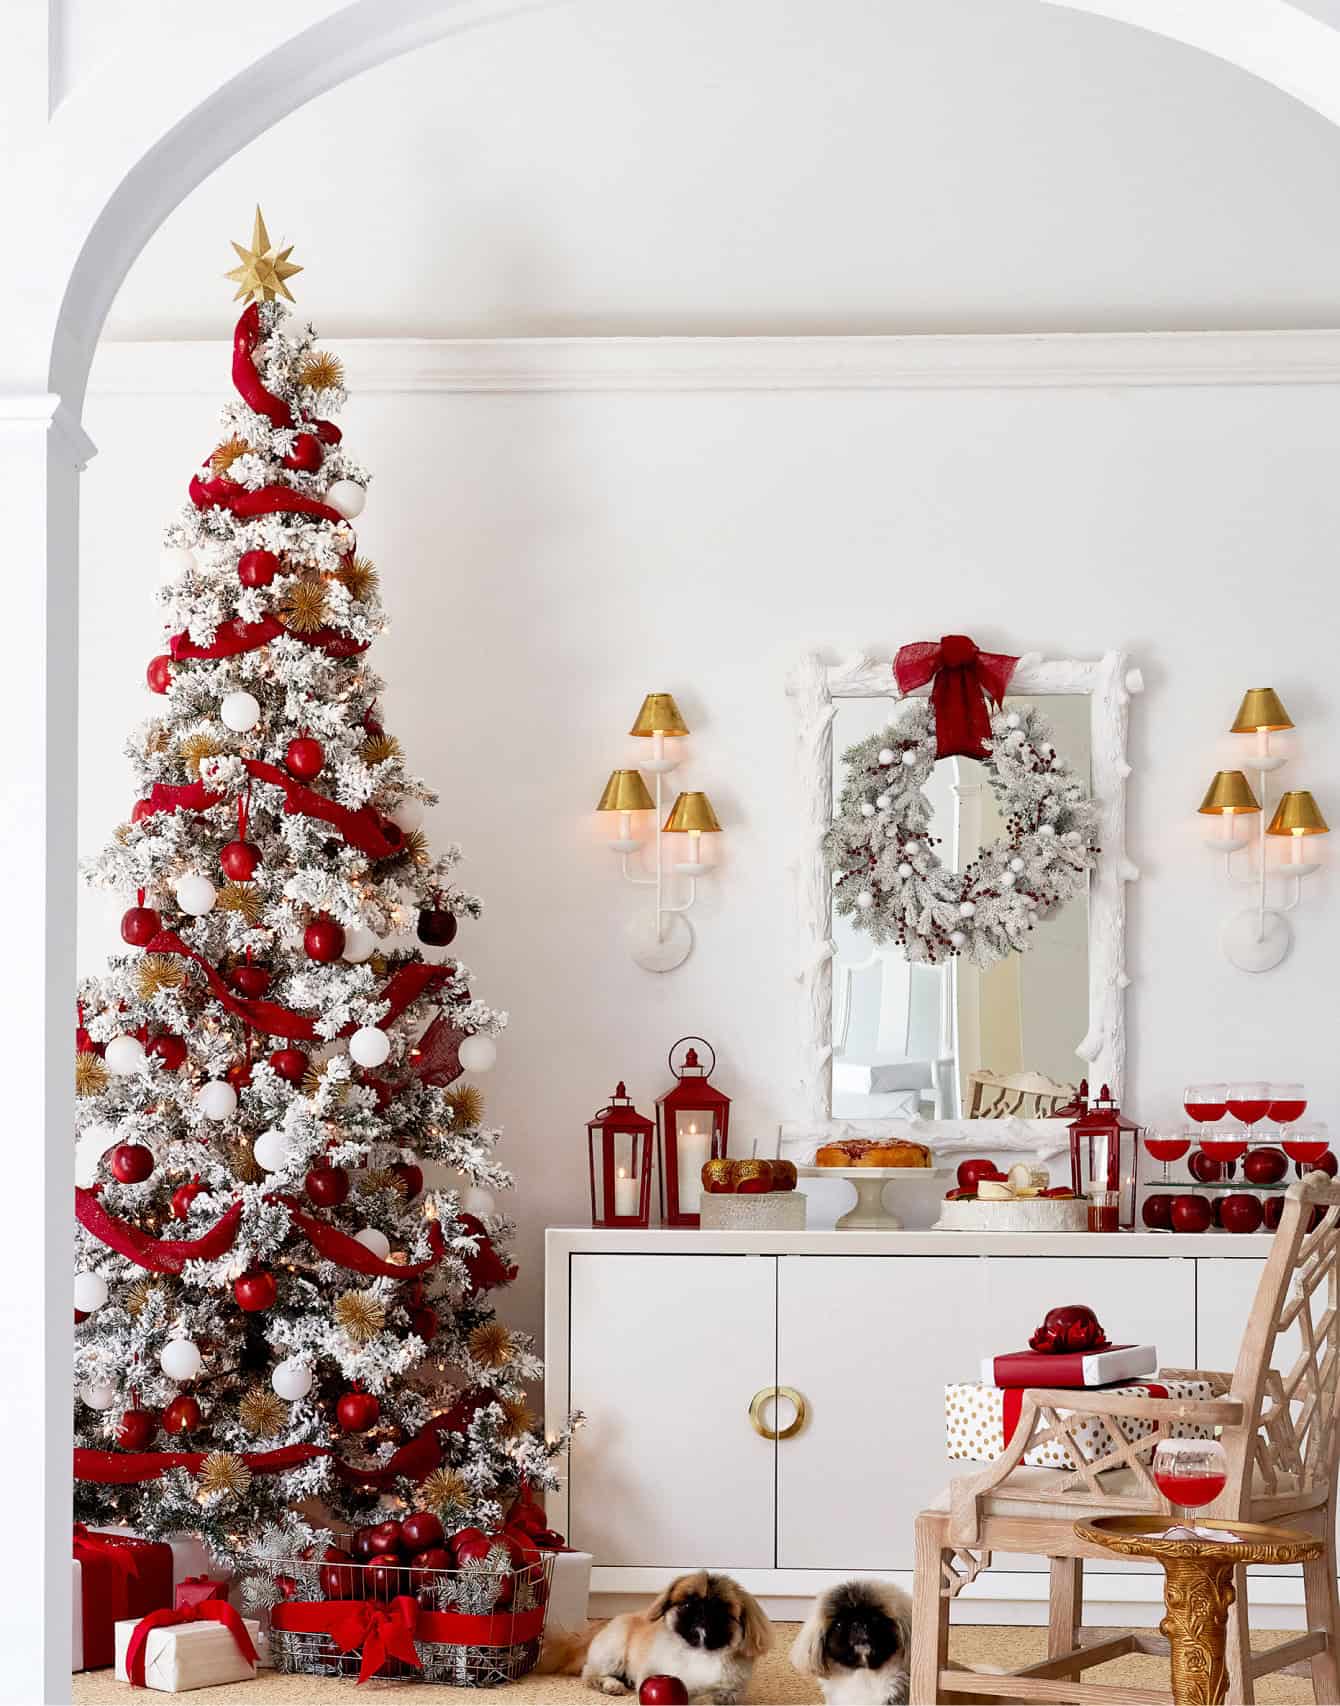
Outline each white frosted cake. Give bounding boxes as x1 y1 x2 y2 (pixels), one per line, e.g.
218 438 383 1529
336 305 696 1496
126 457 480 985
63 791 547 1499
935 1194 1087 1233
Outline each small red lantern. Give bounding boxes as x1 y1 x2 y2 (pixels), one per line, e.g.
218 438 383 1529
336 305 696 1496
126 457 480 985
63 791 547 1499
588 1082 654 1228
1068 1082 1140 1230
656 1037 731 1228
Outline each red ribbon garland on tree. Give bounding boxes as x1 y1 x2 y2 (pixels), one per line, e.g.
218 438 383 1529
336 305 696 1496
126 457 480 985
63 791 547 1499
242 758 402 860
188 478 346 527
124 1600 258 1687
893 634 1018 760
169 613 368 663
230 301 341 444
277 1197 447 1277
75 1188 244 1275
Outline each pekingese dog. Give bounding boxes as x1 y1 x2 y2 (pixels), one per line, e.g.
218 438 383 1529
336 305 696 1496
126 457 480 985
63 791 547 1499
539 1570 772 1702
790 1580 912 1705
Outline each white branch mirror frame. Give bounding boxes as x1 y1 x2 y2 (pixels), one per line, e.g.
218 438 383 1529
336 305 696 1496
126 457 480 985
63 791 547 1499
782 650 1143 1157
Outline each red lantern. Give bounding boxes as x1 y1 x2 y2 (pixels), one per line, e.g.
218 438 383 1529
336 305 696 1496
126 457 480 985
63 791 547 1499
655 1037 731 1228
1068 1082 1139 1230
587 1082 654 1228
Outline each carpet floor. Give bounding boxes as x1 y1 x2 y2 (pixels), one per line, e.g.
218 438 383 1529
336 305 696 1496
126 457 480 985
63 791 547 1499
73 1623 1320 1703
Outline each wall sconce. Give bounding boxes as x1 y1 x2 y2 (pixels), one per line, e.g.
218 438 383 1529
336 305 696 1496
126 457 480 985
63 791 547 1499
597 693 722 972
1199 688 1328 972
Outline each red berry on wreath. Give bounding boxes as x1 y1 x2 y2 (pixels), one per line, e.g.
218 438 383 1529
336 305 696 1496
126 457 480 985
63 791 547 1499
269 1047 308 1085
286 735 325 780
146 654 173 694
390 1161 423 1200
121 904 161 946
220 839 260 881
111 1144 154 1184
162 1394 201 1436
304 916 345 962
233 1269 278 1312
305 1162 350 1207
417 907 457 947
148 1032 187 1071
117 1408 158 1451
238 548 280 588
229 961 272 998
283 433 324 473
171 1178 204 1220
337 1389 380 1433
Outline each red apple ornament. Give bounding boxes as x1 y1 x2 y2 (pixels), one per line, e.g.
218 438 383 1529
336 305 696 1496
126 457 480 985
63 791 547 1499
450 1528 493 1566
1243 1147 1288 1185
367 1521 404 1557
304 916 345 962
1188 1151 1225 1184
233 1269 278 1312
957 1158 1008 1193
220 840 260 881
640 1680 690 1706
1220 1193 1265 1234
390 1161 424 1200
148 1032 187 1071
117 1408 157 1450
146 655 172 694
337 1390 380 1433
162 1394 201 1435
270 1048 307 1085
417 907 458 947
286 736 325 780
283 433 324 473
121 904 161 946
111 1144 154 1184
401 1511 445 1553
238 549 279 588
229 962 272 998
305 1163 350 1207
1141 1193 1173 1230
171 1178 204 1220
1170 1194 1214 1234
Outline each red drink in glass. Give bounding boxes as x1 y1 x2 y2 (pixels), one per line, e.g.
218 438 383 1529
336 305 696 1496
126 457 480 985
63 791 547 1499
1153 1470 1227 1509
1226 1097 1271 1125
1184 1100 1227 1124
1270 1099 1308 1124
1201 1135 1248 1162
1284 1139 1329 1165
1146 1137 1190 1163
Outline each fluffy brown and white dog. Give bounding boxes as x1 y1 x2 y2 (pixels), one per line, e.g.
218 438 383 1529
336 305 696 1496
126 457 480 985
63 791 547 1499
789 1580 913 1705
539 1570 772 1702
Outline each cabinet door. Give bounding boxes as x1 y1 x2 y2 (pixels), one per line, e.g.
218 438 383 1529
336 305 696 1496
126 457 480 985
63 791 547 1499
567 1254 777 1569
1195 1257 1267 1376
777 1255 1196 1571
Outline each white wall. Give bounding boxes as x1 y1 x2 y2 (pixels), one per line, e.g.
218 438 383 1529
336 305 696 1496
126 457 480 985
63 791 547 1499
79 344 1340 1345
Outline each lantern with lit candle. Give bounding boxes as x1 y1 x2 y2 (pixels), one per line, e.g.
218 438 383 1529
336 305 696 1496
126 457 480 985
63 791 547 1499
588 1083 654 1228
1067 1083 1139 1230
656 1037 732 1227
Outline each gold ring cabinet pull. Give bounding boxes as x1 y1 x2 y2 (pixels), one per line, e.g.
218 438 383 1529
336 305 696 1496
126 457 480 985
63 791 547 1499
749 1385 807 1440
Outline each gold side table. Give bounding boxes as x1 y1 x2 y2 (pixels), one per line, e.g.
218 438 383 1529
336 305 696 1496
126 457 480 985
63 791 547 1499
1075 1516 1323 1706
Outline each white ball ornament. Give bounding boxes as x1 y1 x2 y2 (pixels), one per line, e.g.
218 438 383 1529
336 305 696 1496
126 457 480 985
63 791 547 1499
354 1228 391 1261
73 1272 109 1313
1038 824 1056 838
959 901 977 918
901 750 918 768
81 1382 118 1412
343 925 377 964
174 874 217 916
1006 712 1021 729
859 801 876 818
105 1035 146 1076
1001 871 1016 888
252 1128 292 1173
196 1080 238 1121
855 891 874 911
460 1185 496 1218
220 690 261 733
950 930 967 948
1010 857 1025 873
458 1034 498 1074
897 862 913 879
161 546 196 579
159 1339 203 1382
349 1026 391 1069
327 480 366 519
878 748 895 766
876 793 891 810
271 1358 313 1402
1063 830 1082 845
390 799 424 834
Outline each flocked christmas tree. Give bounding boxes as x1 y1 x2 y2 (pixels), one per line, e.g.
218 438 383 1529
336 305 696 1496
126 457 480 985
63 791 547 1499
73 212 563 1567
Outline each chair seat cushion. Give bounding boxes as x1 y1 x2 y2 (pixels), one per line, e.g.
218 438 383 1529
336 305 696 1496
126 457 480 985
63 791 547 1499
928 1464 1151 1522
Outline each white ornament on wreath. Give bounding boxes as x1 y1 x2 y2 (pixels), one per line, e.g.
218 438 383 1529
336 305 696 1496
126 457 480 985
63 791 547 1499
823 695 1100 969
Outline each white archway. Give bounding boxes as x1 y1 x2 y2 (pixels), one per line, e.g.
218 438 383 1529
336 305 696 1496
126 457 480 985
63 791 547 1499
8 3 1340 1697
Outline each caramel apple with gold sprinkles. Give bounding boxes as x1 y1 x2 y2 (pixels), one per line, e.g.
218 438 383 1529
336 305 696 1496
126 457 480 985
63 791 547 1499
734 1158 773 1195
701 1157 737 1194
770 1159 798 1192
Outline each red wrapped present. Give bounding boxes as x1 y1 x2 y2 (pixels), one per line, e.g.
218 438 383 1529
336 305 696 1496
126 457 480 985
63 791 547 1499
73 1526 173 1671
175 1575 228 1612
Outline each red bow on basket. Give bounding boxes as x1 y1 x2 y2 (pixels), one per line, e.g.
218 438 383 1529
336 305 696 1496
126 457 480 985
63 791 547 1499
124 1600 257 1688
274 1596 422 1683
894 634 1018 759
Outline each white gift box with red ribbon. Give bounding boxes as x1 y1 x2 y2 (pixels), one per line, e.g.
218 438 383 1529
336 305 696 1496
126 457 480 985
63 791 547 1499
945 1377 1215 1468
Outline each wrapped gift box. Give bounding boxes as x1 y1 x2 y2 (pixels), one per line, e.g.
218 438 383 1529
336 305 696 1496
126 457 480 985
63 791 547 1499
945 1377 1215 1468
73 1530 174 1672
546 1550 594 1632
175 1576 228 1611
103 1526 221 1594
114 1614 260 1692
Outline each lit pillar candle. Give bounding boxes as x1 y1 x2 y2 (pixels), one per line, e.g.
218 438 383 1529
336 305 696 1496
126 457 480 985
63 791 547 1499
676 1120 710 1212
614 1168 639 1217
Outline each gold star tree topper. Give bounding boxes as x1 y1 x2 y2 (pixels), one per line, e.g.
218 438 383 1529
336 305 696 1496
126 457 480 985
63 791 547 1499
225 207 302 304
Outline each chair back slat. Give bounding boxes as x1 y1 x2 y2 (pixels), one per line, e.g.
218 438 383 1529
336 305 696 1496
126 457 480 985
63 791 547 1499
1229 1175 1340 1511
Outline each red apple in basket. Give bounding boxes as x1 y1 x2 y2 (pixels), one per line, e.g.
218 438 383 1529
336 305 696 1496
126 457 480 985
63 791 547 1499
318 1548 359 1600
366 1556 406 1600
367 1519 404 1557
1243 1147 1288 1186
1314 1150 1338 1178
401 1510 445 1553
450 1526 493 1565
1170 1194 1213 1234
410 1546 452 1578
957 1158 1007 1193
1220 1193 1264 1234
640 1679 690 1706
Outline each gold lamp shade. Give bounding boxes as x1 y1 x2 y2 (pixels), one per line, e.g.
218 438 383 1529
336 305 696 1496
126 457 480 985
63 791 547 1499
597 769 655 814
1231 688 1293 733
629 693 689 738
663 791 722 834
1198 771 1261 815
1267 790 1329 836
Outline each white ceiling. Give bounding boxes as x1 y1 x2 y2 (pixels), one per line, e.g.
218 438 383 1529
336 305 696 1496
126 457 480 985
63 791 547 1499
103 0 1340 340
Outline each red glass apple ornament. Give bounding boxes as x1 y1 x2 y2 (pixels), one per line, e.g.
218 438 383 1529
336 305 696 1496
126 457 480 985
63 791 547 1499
111 1144 154 1184
162 1393 201 1435
409 1306 439 1342
229 962 272 997
233 1269 277 1312
148 1032 187 1071
283 433 324 473
337 1390 380 1433
1028 1305 1110 1355
1243 1147 1288 1185
269 1048 307 1085
304 916 345 962
390 1161 424 1200
286 736 325 780
146 654 173 694
305 1162 350 1207
226 1060 253 1092
121 903 161 946
220 840 260 881
1220 1193 1265 1234
170 1178 204 1220
417 907 458 947
1170 1194 1214 1233
117 1408 157 1450
400 1511 445 1553
238 549 279 588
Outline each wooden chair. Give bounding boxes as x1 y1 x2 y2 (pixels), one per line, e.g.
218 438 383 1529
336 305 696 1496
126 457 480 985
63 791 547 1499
912 1174 1340 1704
966 1068 1077 1120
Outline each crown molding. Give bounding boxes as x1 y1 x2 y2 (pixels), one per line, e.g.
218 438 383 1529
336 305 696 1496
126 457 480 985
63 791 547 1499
87 328 1340 397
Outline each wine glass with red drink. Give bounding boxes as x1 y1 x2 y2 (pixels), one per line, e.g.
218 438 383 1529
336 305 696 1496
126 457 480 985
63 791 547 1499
1143 1125 1192 1185
1184 1082 1227 1131
1268 1082 1307 1133
1209 1080 1269 1178
1283 1119 1331 1178
1153 1437 1228 1536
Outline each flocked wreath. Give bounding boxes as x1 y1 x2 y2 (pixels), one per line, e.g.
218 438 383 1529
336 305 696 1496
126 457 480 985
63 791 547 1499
824 695 1100 967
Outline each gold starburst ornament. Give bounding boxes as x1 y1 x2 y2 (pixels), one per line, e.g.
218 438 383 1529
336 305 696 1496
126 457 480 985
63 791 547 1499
417 1468 469 1515
333 1290 386 1345
299 351 344 392
210 437 252 477
444 1084 484 1129
125 1276 172 1320
359 733 401 767
135 954 186 1001
500 1395 534 1439
468 1322 513 1370
197 1451 253 1499
76 1052 109 1098
225 208 302 305
217 883 264 926
279 577 329 635
335 556 378 601
239 1387 289 1437
178 732 224 780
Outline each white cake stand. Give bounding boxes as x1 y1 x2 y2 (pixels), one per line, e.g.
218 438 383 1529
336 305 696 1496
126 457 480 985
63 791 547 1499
798 1165 951 1230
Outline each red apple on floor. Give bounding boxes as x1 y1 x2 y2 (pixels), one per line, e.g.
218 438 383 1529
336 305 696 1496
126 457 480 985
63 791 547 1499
400 1511 445 1553
1243 1147 1288 1186
1220 1193 1264 1234
1188 1150 1225 1183
1170 1194 1213 1234
957 1158 1007 1192
639 1679 690 1706
1141 1194 1173 1230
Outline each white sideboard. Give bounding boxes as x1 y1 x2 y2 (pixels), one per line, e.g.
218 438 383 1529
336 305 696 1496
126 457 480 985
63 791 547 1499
542 1226 1314 1625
